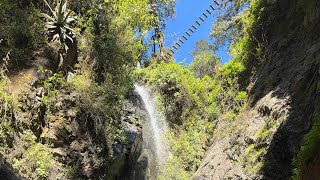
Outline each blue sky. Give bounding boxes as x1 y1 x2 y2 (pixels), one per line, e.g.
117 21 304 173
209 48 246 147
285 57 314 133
163 0 231 65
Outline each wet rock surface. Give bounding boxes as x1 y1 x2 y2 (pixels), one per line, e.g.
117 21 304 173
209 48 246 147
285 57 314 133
108 91 150 180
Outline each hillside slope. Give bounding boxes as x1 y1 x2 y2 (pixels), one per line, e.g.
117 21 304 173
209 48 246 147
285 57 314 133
196 0 320 179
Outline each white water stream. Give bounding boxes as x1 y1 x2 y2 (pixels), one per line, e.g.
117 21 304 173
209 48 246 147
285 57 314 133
134 85 169 173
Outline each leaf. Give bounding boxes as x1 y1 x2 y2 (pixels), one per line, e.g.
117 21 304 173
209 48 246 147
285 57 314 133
64 44 69 52
48 28 57 32
56 0 67 24
45 21 55 25
41 13 55 21
62 10 73 24
65 17 75 24
62 33 66 41
52 34 60 41
42 0 56 17
56 12 65 24
61 0 67 14
64 25 77 34
65 34 73 43
45 24 57 29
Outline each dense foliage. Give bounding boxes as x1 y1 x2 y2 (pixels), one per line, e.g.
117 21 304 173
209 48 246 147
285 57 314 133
210 0 249 51
189 40 220 78
0 0 45 69
1 0 319 179
293 114 320 179
0 0 175 178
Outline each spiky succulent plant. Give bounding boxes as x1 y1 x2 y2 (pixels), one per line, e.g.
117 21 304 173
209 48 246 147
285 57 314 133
42 0 76 46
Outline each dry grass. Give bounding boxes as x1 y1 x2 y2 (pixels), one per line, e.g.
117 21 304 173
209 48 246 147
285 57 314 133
8 68 34 98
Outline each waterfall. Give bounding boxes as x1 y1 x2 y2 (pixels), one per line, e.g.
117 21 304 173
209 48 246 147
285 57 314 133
134 84 169 177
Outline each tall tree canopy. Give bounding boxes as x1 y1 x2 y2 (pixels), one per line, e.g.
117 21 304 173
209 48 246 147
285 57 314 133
210 0 249 51
190 39 212 57
189 39 220 78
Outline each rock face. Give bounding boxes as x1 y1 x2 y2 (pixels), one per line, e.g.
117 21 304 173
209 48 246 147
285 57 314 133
106 91 149 180
4 81 147 179
3 61 148 179
0 154 19 180
195 94 290 179
195 1 320 179
11 85 111 179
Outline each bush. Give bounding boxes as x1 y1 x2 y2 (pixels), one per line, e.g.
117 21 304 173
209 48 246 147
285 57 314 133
0 1 45 69
0 74 14 148
13 131 59 179
159 157 190 180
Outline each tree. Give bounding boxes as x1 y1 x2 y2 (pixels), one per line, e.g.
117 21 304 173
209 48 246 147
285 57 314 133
190 39 212 57
189 39 220 78
210 0 249 51
189 51 220 78
149 0 175 56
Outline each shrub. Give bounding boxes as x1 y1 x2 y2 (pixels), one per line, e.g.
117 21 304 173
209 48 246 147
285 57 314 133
0 1 45 69
13 131 58 179
0 72 14 148
159 157 190 180
293 114 320 179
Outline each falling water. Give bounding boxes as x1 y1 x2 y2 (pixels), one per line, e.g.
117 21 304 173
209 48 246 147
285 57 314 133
134 84 169 177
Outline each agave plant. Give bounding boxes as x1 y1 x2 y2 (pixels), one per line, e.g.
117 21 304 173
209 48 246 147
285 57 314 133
42 0 76 50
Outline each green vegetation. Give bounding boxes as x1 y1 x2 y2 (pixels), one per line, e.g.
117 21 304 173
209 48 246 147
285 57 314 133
133 0 286 178
134 51 249 177
0 0 45 69
210 0 249 51
42 0 76 43
0 0 176 179
189 40 220 78
42 0 76 65
242 113 285 174
210 0 279 89
132 1 274 175
0 50 14 150
293 114 320 179
0 0 318 179
0 76 14 148
12 131 59 179
1 0 274 178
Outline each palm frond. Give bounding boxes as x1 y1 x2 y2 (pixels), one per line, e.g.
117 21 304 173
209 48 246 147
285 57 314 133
64 25 76 33
52 34 60 42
